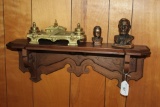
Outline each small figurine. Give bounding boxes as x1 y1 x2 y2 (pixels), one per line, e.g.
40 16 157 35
112 18 134 48
92 26 103 46
74 23 86 43
29 22 40 34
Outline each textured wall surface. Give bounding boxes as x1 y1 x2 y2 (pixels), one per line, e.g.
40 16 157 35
0 0 160 107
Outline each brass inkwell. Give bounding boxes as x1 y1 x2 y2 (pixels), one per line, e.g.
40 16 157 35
27 20 86 46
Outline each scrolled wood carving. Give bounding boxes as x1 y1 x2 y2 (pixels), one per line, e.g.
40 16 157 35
19 50 144 86
6 39 150 88
37 56 124 86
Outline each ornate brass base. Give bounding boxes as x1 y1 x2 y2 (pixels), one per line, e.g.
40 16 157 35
27 21 86 46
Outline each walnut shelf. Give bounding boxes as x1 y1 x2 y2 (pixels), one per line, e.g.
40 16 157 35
6 39 150 87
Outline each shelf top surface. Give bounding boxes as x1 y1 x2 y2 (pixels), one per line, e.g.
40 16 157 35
6 39 151 56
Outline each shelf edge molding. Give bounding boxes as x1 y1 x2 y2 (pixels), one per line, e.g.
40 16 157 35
7 39 151 87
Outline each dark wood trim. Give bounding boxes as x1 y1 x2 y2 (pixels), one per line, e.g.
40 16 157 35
6 39 150 87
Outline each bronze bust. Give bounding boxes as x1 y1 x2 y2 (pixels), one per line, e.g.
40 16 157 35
92 26 103 46
113 18 134 48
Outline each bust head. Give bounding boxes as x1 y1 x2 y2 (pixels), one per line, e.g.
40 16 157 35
118 18 131 35
93 26 101 38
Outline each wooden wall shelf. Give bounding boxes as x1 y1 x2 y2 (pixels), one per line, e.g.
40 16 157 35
6 39 150 87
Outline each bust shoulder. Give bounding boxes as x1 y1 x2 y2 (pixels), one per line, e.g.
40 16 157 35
114 35 120 38
128 35 134 39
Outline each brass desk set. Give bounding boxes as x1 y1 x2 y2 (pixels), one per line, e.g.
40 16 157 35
27 20 86 46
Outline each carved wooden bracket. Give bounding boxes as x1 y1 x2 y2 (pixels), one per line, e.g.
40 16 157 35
7 39 150 87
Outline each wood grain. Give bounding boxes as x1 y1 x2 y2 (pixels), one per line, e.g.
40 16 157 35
4 0 33 107
108 0 133 44
105 0 133 106
33 65 70 107
1 0 160 107
127 0 160 107
70 66 105 107
71 1 108 106
0 0 6 107
72 0 109 43
105 79 126 107
32 0 71 107
32 0 71 31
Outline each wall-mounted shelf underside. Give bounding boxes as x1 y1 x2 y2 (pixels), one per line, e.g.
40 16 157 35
6 39 150 87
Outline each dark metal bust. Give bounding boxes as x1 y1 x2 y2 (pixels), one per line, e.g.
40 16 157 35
113 18 134 48
92 26 103 46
